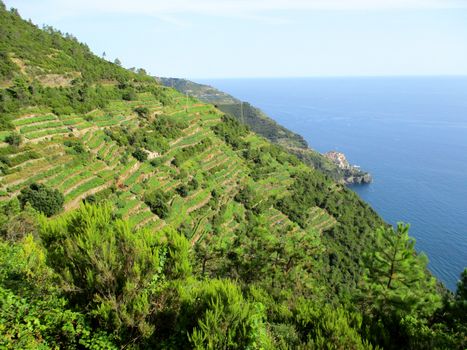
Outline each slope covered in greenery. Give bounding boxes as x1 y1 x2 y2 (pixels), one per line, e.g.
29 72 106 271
157 77 372 184
0 3 465 349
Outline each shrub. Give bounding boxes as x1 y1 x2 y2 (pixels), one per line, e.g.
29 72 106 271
132 147 148 162
5 132 21 146
144 189 170 218
122 90 136 101
64 139 86 154
18 183 64 217
176 185 189 198
39 203 192 343
134 106 150 118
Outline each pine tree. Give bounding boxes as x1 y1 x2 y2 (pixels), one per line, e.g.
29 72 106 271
360 223 440 318
39 203 191 343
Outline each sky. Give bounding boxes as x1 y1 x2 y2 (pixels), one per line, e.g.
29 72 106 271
4 0 467 78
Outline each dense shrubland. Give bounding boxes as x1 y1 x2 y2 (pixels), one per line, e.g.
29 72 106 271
0 203 465 349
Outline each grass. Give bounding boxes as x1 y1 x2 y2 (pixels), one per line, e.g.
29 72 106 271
20 121 64 134
65 177 106 202
12 114 57 126
24 127 70 139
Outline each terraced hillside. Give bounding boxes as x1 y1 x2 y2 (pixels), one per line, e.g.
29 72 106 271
0 5 460 350
158 77 373 184
0 88 340 251
0 1 435 303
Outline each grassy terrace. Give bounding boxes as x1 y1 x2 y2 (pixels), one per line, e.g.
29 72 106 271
0 89 333 248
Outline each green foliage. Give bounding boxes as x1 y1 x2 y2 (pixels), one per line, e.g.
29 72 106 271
174 279 273 349
0 4 140 82
132 147 148 162
18 183 64 217
105 116 183 154
360 223 440 318
84 187 115 204
357 223 445 349
0 148 39 171
0 5 462 349
64 138 86 154
293 299 375 350
456 268 467 301
212 115 249 150
152 115 188 140
0 235 116 349
39 203 191 343
4 131 21 146
0 51 19 80
175 184 189 197
134 106 149 118
173 138 212 166
144 189 170 219
0 198 38 241
234 186 267 214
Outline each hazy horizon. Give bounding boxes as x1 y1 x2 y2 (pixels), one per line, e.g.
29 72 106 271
190 74 467 80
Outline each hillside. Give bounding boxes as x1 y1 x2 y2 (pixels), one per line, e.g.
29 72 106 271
0 3 465 350
157 77 372 184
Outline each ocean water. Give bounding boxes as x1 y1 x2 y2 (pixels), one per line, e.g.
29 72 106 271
199 77 467 291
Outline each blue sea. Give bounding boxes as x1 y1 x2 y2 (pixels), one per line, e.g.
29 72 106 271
199 77 467 291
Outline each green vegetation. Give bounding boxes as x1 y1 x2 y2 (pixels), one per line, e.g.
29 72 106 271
144 189 170 219
18 183 64 217
0 3 464 349
132 147 148 162
158 77 371 184
4 132 21 146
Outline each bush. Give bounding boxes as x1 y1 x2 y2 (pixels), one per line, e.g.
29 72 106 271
18 183 64 217
122 90 136 101
64 139 86 154
5 132 21 147
134 106 150 118
150 157 162 167
176 185 189 198
144 189 170 218
39 203 192 343
132 147 148 162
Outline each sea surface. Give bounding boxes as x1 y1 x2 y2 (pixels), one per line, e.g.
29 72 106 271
199 76 467 291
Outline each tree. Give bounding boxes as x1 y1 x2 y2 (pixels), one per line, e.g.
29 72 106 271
39 203 191 343
163 278 273 349
134 106 149 119
18 183 64 217
137 68 147 76
114 58 121 66
360 223 441 318
5 132 21 146
455 268 467 302
293 299 374 350
175 184 189 198
144 189 170 219
132 147 148 162
0 235 116 349
0 199 38 241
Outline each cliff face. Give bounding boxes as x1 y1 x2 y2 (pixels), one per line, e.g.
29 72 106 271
157 77 372 185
